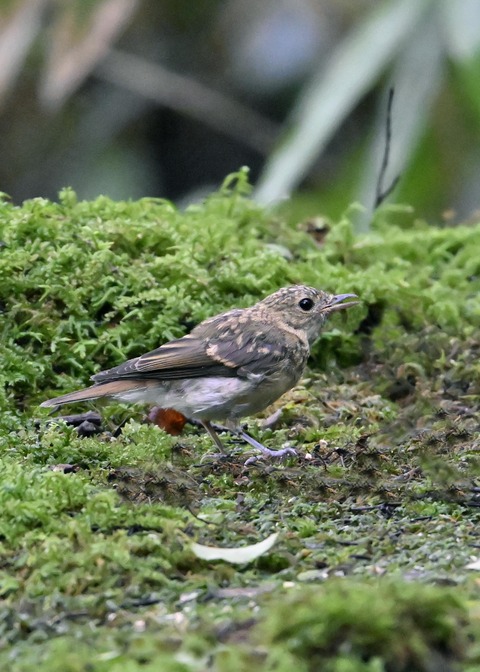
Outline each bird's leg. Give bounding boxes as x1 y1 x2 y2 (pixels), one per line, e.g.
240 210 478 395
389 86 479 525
201 419 297 464
201 420 227 453
236 427 297 465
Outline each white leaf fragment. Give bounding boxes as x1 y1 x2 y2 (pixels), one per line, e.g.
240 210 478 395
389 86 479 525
466 558 480 570
191 532 279 564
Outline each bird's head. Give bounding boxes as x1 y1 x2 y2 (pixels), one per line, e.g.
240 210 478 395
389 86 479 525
255 285 359 344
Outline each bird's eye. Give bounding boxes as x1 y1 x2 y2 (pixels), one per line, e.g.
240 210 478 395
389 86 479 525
298 297 314 311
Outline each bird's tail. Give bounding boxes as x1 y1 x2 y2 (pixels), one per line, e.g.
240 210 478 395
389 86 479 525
40 380 143 408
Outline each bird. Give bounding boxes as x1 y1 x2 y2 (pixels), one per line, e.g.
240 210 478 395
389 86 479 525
41 285 358 461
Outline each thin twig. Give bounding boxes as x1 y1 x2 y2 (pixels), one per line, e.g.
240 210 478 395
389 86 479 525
186 506 222 527
350 502 401 513
374 87 400 208
34 410 102 428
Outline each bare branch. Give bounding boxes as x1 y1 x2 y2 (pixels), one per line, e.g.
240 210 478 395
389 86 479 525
374 87 401 208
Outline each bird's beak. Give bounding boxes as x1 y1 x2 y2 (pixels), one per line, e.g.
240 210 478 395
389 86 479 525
322 293 359 313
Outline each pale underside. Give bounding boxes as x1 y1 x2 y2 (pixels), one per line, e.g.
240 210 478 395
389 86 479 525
109 368 300 423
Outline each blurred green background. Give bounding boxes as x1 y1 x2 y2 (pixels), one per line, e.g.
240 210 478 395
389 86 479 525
1 0 480 228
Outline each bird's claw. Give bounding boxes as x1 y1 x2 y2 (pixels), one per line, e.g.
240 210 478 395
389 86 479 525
244 446 297 466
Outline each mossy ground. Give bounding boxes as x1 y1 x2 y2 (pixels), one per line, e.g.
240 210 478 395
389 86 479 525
1 171 480 670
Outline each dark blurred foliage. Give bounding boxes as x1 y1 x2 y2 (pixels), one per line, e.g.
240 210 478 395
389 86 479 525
0 0 480 227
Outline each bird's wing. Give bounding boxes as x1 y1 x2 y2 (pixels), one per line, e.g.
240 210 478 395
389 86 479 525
92 335 233 382
92 315 298 384
204 324 295 379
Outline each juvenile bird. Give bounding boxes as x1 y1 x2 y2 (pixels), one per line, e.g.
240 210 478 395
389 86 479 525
41 286 358 460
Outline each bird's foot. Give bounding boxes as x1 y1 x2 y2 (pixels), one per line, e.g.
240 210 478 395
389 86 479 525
238 428 297 465
243 445 297 466
198 420 298 465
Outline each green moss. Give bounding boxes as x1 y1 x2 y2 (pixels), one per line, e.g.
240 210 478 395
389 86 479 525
0 455 191 605
0 170 292 415
1 172 480 419
256 580 467 671
2 172 480 669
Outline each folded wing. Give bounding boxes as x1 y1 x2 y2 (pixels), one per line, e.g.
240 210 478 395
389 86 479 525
92 320 292 384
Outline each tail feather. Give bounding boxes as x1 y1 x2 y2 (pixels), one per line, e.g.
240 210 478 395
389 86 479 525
40 380 145 408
